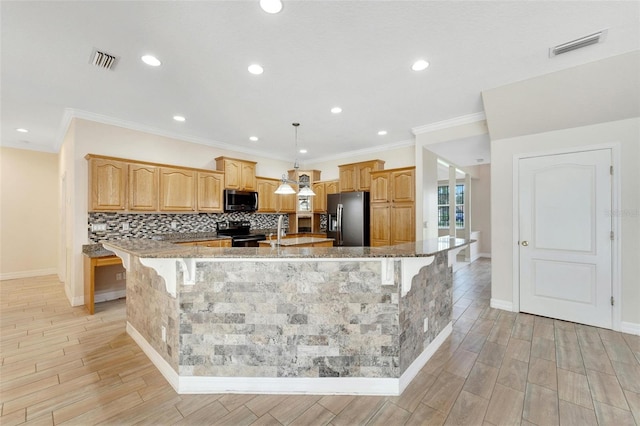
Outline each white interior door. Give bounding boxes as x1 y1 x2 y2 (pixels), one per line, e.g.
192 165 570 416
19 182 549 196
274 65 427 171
519 149 612 328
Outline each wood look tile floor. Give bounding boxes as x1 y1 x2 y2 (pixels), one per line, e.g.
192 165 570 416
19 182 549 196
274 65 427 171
2 259 639 425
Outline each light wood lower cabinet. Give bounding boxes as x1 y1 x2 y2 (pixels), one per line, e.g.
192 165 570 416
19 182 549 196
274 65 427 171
160 167 196 212
176 239 232 247
370 167 415 247
84 255 122 315
371 204 391 247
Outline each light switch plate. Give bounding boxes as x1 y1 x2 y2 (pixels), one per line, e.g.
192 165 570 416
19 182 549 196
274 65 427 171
91 223 107 232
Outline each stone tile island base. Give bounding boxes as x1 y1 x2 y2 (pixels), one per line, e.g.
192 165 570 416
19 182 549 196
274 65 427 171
104 241 460 396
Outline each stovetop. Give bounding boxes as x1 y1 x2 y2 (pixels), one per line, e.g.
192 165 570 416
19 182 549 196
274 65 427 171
216 221 264 237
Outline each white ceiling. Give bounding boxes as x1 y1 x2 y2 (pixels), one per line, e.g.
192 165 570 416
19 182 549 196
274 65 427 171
2 1 638 165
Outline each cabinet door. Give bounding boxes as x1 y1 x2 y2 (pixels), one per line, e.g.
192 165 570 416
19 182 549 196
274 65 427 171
160 168 196 211
370 172 390 203
223 159 241 189
370 203 391 247
129 163 158 211
198 171 223 212
312 182 326 212
278 193 297 213
89 158 127 211
339 165 357 192
325 180 339 195
391 169 415 203
240 162 256 191
391 203 415 244
357 164 374 191
257 178 278 212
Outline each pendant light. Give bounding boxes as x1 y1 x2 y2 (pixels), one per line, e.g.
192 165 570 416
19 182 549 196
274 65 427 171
275 123 315 196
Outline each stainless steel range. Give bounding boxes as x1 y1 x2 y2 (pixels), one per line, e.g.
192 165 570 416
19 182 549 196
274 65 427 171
216 221 266 247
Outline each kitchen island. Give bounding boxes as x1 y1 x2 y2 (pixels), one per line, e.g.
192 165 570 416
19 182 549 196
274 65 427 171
103 237 469 396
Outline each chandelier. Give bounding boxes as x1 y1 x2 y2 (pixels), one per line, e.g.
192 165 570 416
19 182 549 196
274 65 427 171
275 123 315 196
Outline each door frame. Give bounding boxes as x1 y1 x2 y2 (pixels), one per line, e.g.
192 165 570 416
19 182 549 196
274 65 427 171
511 143 622 331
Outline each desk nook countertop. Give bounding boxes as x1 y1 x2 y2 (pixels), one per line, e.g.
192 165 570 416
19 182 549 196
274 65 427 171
102 237 471 396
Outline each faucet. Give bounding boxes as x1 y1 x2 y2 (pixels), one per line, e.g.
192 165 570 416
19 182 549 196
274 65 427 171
276 214 284 247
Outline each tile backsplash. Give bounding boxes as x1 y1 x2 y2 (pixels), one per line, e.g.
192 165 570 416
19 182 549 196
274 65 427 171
88 212 289 243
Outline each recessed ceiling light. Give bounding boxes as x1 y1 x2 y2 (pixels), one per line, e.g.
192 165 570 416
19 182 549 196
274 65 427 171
16 128 28 133
249 136 259 142
260 0 283 14
411 59 429 71
299 149 307 154
331 107 342 114
248 64 264 75
173 115 186 122
141 55 161 67
377 130 387 136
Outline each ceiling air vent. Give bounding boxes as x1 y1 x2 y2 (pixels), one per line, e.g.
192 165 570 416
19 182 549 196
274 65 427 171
90 49 118 70
549 29 608 57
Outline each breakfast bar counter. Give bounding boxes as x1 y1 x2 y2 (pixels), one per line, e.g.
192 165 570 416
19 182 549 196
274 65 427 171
103 237 469 396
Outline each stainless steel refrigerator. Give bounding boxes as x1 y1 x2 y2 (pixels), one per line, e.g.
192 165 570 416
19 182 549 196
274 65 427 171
327 192 370 246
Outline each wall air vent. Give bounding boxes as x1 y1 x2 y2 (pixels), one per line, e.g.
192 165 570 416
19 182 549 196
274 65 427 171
549 29 607 57
90 49 118 70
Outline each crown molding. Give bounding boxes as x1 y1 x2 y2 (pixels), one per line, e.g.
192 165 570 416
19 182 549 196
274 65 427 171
308 138 415 164
411 112 486 135
54 108 291 162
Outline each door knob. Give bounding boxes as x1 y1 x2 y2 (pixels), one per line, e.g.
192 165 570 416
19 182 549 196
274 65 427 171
521 241 529 246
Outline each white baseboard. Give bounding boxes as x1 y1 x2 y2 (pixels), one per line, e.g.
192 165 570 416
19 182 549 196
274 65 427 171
478 253 492 258
95 290 126 303
0 268 57 281
127 321 452 396
490 298 514 311
127 322 180 391
621 322 640 336
398 322 452 394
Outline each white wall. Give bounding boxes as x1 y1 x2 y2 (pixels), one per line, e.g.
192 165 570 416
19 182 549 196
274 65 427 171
415 119 489 241
0 147 59 279
307 144 415 181
466 164 491 255
490 118 640 329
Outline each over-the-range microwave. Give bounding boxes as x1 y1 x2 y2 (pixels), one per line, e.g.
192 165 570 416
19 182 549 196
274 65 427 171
223 189 258 212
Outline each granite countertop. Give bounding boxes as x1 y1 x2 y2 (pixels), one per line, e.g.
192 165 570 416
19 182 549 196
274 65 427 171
259 237 334 247
101 237 472 259
82 232 232 258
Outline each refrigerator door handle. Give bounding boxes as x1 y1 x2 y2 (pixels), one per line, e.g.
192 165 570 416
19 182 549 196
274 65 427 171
337 203 343 246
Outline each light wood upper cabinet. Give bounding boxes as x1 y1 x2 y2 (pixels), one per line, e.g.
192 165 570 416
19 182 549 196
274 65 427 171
198 171 224 212
159 167 196 211
88 157 127 211
278 192 297 213
391 168 415 203
338 160 385 192
257 177 279 213
312 182 327 213
325 180 339 195
370 172 390 203
128 163 158 211
339 165 357 192
215 156 257 191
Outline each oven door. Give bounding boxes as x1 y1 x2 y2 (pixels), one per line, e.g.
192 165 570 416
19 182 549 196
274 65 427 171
232 236 265 247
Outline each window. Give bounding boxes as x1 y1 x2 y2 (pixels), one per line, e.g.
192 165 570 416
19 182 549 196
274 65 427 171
438 184 464 228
